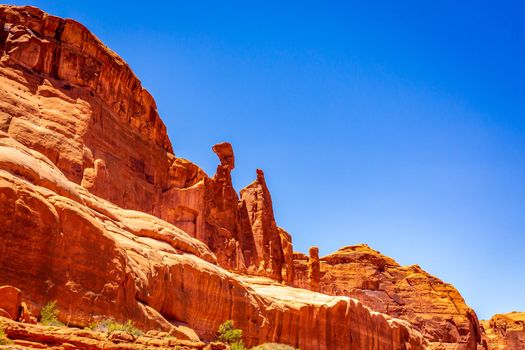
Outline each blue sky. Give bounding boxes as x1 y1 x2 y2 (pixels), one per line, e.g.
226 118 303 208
10 1 525 320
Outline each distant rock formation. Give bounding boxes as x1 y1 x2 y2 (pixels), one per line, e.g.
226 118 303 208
481 312 525 350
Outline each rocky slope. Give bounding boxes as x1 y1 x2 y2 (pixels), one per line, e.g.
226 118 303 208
481 313 525 350
293 245 483 350
0 5 431 349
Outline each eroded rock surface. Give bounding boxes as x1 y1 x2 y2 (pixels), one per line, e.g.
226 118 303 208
0 5 500 350
0 4 289 277
293 244 483 350
0 132 429 349
481 312 525 350
239 169 293 282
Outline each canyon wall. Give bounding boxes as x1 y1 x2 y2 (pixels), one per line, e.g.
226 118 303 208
481 313 525 350
0 4 289 279
0 5 431 350
1 5 516 350
293 245 484 350
0 128 428 350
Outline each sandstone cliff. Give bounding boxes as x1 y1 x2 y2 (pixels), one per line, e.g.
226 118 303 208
0 5 431 349
293 244 484 350
481 312 525 350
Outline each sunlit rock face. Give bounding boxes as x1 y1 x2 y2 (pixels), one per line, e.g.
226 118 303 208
293 244 485 350
0 4 290 277
481 313 525 350
0 5 431 350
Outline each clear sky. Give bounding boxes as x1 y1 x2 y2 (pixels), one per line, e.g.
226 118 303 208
9 1 524 320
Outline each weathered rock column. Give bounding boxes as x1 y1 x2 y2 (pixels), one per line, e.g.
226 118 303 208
307 246 320 291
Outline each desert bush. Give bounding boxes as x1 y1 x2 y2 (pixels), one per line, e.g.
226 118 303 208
217 320 245 349
90 319 142 337
40 301 63 326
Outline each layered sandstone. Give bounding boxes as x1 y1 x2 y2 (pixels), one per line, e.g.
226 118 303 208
239 169 293 282
0 131 428 349
481 312 525 350
0 5 498 350
0 8 432 347
0 5 289 277
0 316 208 350
293 244 483 350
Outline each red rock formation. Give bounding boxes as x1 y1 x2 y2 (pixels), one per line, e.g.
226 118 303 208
0 316 208 350
0 132 428 349
19 302 38 325
293 244 483 349
0 285 21 320
240 169 293 281
307 247 320 291
0 5 495 350
481 312 525 350
159 142 260 271
0 6 289 277
0 7 434 347
278 228 294 283
0 5 171 213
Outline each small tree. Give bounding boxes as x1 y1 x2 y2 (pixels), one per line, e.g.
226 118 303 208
40 301 63 326
217 320 245 349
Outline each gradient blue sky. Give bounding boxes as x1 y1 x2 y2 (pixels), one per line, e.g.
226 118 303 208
9 1 524 319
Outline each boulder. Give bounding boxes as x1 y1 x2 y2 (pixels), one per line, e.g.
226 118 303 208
481 312 525 350
0 285 21 320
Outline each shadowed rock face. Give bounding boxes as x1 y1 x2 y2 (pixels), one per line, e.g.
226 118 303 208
481 313 525 350
0 5 430 350
293 244 484 350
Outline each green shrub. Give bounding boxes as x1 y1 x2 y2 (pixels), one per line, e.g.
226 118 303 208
251 343 298 350
217 320 245 349
40 301 63 326
0 325 12 345
90 319 142 337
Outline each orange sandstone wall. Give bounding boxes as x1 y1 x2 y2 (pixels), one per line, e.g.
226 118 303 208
0 5 288 278
293 244 484 350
